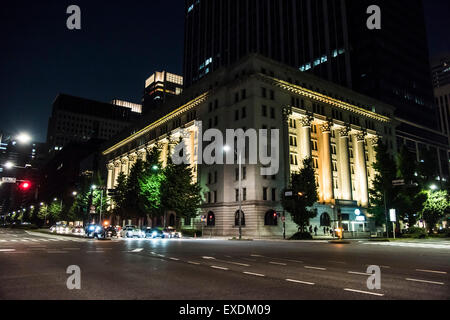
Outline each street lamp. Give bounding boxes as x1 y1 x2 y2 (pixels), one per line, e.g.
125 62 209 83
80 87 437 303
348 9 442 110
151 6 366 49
72 191 78 196
16 133 32 144
223 145 243 240
4 162 14 170
430 184 438 191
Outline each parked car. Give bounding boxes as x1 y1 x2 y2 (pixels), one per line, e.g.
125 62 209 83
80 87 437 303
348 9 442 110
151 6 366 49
163 227 182 238
56 225 70 234
49 225 57 233
71 226 84 235
121 225 145 238
145 227 166 239
104 225 118 238
85 224 107 239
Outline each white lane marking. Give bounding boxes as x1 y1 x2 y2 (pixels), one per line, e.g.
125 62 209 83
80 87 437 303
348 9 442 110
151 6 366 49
10 240 18 242
224 261 250 267
211 266 229 271
416 269 447 275
169 257 180 261
286 279 315 286
243 271 265 277
47 251 69 254
0 240 6 242
304 266 327 271
157 254 165 257
406 278 444 285
250 254 264 257
269 261 287 266
344 288 384 297
21 239 29 242
348 271 370 276
202 256 216 260
188 261 201 265
87 251 104 253
285 259 303 264
131 248 144 253
243 272 265 277
0 249 15 252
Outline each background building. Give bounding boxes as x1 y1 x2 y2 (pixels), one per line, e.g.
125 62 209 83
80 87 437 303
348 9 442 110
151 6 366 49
142 71 184 115
46 94 142 154
183 0 449 181
103 55 396 237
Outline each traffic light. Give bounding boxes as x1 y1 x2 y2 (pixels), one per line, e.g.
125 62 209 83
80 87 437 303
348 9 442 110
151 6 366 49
19 181 32 191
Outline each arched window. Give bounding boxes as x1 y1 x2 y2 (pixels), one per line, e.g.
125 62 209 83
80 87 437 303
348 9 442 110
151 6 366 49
169 214 175 227
207 211 215 226
320 213 331 227
264 210 278 226
235 210 245 226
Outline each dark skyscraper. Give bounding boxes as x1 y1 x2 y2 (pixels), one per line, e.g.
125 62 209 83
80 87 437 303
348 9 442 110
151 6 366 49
183 0 435 127
184 0 448 178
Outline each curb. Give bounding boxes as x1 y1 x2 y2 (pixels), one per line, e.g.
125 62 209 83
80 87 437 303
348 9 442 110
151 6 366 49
328 240 351 244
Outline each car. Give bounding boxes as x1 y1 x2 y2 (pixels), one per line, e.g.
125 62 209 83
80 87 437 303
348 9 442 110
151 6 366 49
56 224 70 234
163 227 182 238
145 227 166 239
49 225 57 233
85 224 107 239
71 226 84 235
121 225 145 238
104 225 118 238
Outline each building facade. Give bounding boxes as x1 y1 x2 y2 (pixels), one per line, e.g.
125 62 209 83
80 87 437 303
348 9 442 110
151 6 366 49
103 55 396 237
143 71 184 115
46 94 141 154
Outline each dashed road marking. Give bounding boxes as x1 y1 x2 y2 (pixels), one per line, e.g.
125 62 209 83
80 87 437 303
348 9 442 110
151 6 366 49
406 278 444 285
188 261 201 265
131 248 144 253
243 272 265 277
416 269 447 275
348 271 370 276
286 279 314 285
269 261 287 266
344 288 384 297
169 257 180 261
211 266 229 271
304 266 326 271
0 249 15 252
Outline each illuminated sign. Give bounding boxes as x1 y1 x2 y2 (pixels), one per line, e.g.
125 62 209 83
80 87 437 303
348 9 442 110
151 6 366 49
356 216 365 222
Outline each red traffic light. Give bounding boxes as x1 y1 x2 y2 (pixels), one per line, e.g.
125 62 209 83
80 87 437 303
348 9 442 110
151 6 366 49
19 181 32 191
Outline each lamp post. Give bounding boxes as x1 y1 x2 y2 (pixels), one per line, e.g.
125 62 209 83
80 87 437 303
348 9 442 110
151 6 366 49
224 145 243 240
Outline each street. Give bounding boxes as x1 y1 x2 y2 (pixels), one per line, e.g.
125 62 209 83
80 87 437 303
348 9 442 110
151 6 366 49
0 229 448 300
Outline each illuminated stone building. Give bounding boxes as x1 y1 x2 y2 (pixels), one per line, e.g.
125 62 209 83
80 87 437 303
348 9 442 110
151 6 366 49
103 55 396 237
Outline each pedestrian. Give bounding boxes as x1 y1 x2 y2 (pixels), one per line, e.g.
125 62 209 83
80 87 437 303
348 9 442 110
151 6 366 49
314 226 318 236
330 228 334 237
323 227 326 235
309 225 313 233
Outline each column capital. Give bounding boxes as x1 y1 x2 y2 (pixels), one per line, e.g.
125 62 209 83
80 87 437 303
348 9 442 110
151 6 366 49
320 121 333 133
356 131 367 142
138 150 146 160
107 162 115 171
128 153 138 162
300 116 313 128
282 105 293 121
114 160 121 168
121 157 129 164
339 126 351 138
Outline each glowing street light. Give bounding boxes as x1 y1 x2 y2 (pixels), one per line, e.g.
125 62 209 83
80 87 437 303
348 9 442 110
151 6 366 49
16 133 32 144
91 185 97 190
4 162 14 169
430 184 438 191
72 191 78 196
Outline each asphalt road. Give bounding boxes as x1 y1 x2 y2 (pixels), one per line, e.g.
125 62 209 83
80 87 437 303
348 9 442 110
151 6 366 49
0 229 448 300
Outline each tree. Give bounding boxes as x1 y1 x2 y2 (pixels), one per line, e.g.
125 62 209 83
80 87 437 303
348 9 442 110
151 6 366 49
369 141 398 227
161 151 203 226
421 190 450 232
111 172 128 219
125 159 147 219
139 147 165 223
281 158 318 233
48 202 62 221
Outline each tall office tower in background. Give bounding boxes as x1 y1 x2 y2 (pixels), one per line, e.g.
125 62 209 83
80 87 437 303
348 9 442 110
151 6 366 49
183 0 449 179
142 71 184 114
432 55 450 154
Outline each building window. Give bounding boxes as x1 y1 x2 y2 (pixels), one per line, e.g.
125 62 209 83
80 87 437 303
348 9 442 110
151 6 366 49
270 107 275 119
235 92 239 103
264 210 278 226
207 212 215 226
270 90 275 100
262 105 267 117
235 210 245 226
214 191 217 203
271 188 276 201
242 106 247 119
263 187 268 201
235 110 239 121
262 87 267 98
241 89 247 100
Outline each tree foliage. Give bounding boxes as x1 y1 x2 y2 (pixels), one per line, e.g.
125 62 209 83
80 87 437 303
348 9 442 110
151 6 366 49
281 158 318 232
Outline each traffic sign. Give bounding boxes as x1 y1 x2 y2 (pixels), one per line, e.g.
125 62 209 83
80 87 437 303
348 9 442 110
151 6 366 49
389 209 396 222
392 179 405 186
2 177 16 184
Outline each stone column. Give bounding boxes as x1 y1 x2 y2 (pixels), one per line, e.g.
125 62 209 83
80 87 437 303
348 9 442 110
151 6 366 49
121 157 129 175
107 163 114 190
354 132 369 207
320 122 334 202
113 160 121 186
128 153 137 171
299 117 312 160
339 127 352 200
138 150 146 162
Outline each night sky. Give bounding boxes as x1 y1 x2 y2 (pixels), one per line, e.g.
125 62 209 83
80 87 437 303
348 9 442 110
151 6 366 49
1 1 449 143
